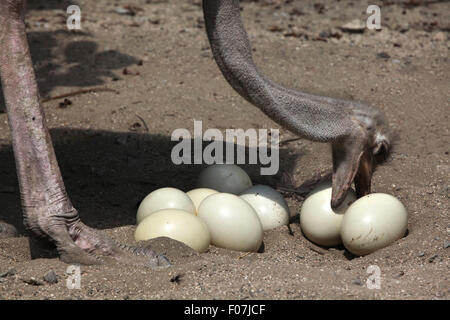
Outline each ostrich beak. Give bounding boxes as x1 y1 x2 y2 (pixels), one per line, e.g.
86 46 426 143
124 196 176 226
331 141 373 209
353 149 373 198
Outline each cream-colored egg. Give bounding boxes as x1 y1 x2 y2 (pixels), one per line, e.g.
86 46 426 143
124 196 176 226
197 193 263 252
340 193 408 256
135 209 210 252
240 184 290 231
196 164 252 195
186 188 219 214
136 187 195 224
300 184 357 247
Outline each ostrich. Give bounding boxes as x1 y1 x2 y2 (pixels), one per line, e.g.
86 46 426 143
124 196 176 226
0 0 391 267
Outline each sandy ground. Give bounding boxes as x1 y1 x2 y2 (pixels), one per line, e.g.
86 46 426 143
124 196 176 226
0 0 448 300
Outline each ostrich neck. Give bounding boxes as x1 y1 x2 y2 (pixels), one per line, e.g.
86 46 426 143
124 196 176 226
203 0 355 142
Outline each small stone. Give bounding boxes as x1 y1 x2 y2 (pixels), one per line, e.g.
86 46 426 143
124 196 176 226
377 52 390 59
394 271 405 278
417 252 425 257
444 241 450 249
22 277 44 286
114 7 135 16
129 122 142 131
43 270 58 284
319 30 331 38
439 186 449 198
398 23 409 33
58 98 72 109
319 28 342 39
352 279 363 286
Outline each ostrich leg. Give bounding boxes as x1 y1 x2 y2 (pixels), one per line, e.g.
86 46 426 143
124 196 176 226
202 0 391 208
0 0 169 267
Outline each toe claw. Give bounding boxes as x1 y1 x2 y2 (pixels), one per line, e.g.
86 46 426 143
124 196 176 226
51 222 171 268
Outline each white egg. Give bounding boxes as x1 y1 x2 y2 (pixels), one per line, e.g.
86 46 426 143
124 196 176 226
196 164 252 195
136 187 195 224
134 209 210 253
340 193 408 256
240 184 290 231
197 193 263 252
300 184 357 247
186 188 219 214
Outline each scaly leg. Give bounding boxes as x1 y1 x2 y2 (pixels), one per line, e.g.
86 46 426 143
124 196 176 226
0 0 169 267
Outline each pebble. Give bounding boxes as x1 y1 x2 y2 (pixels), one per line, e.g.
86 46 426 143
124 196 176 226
352 279 363 286
417 252 425 257
444 241 450 249
318 28 342 39
43 270 58 284
114 7 134 16
439 186 449 198
340 20 366 33
399 23 410 33
22 277 44 286
0 269 16 283
428 254 439 263
0 268 16 278
377 52 390 59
